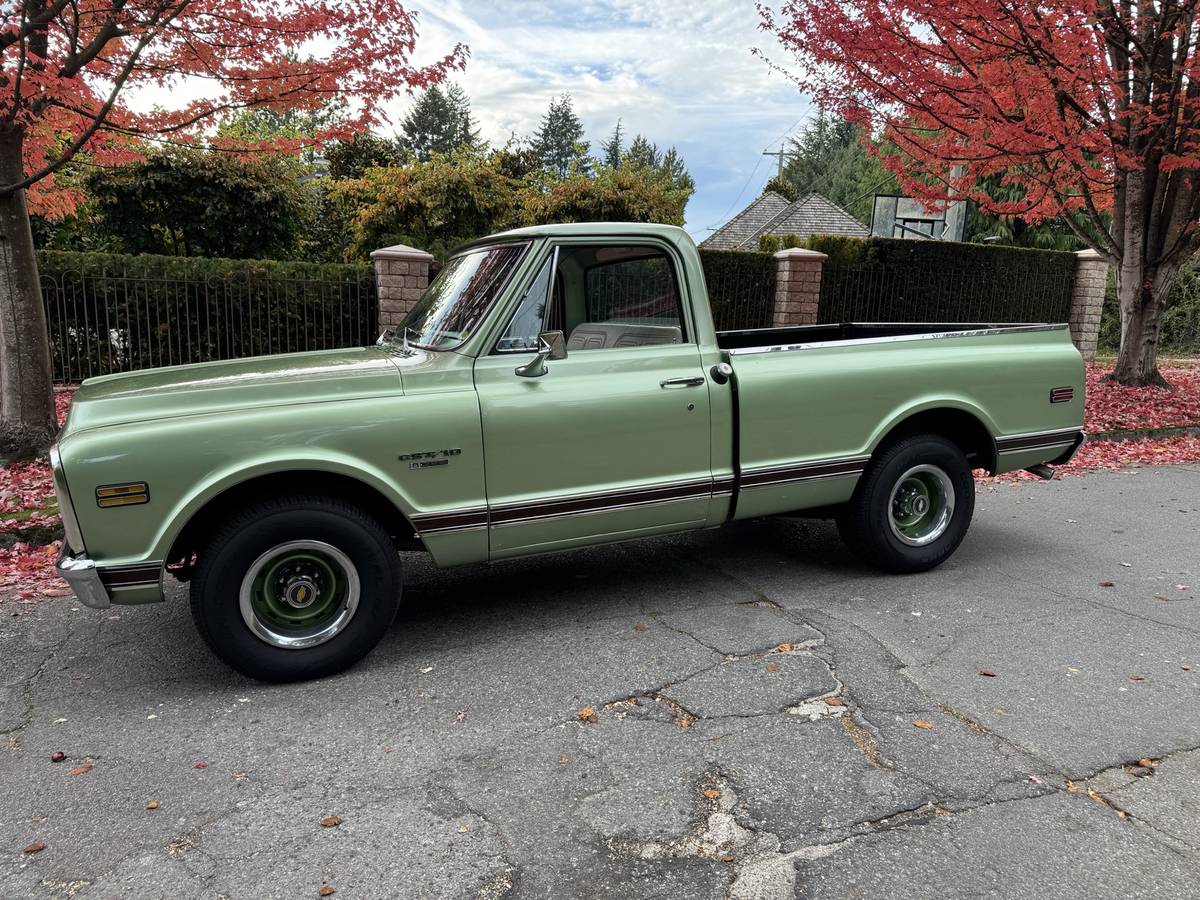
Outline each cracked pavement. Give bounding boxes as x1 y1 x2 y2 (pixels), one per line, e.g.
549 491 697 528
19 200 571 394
2 465 1199 899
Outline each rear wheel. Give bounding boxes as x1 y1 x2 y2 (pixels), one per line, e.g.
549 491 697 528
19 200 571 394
190 495 402 682
837 434 974 573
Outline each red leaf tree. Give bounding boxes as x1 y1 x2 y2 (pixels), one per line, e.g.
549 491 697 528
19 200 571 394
0 1 463 456
761 0 1200 386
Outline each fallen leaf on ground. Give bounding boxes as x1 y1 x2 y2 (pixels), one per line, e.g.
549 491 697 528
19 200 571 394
319 816 342 828
1138 757 1155 769
775 642 794 652
22 841 45 854
1066 780 1079 793
633 623 649 633
49 751 64 763
457 825 469 833
678 717 694 729
765 662 781 673
912 719 934 730
319 887 336 897
978 669 996 677
577 706 599 724
703 788 721 800
1130 674 1147 681
720 854 735 863
824 697 845 707
145 800 159 810
1099 581 1115 588
68 764 92 776
193 762 207 770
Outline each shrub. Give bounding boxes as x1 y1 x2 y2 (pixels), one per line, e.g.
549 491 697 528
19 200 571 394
762 235 1076 323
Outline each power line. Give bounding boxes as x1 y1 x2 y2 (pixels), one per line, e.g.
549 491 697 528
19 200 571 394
706 112 814 231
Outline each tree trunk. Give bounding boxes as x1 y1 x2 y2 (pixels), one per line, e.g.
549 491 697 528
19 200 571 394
1111 260 1170 387
0 123 57 459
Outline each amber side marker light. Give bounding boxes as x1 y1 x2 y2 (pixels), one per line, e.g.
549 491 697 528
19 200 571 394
96 482 150 508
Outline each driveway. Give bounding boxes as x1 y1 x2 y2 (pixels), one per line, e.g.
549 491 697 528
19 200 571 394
3 465 1200 899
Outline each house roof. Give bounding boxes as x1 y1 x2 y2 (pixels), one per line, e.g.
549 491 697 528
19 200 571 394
700 190 869 250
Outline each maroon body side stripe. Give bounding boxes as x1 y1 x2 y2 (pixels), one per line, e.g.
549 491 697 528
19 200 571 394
995 428 1082 453
412 456 876 537
98 563 162 588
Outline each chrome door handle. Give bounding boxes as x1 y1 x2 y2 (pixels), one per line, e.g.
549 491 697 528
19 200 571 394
660 376 705 388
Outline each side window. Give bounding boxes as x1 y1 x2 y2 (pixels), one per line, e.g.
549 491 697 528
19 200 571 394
496 256 553 352
573 250 687 351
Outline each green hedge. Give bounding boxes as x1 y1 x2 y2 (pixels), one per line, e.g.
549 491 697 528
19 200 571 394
38 250 377 382
761 234 1077 324
1098 264 1200 356
698 248 777 330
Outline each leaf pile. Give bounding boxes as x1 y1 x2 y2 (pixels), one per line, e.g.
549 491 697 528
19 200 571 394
1085 363 1200 434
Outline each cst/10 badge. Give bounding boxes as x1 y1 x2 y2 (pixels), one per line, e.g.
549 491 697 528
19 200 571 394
399 448 462 470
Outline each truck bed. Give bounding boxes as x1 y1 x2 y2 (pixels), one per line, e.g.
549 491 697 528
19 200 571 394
716 322 1055 352
717 321 1084 523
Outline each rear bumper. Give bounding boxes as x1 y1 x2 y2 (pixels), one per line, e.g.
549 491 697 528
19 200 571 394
55 551 111 610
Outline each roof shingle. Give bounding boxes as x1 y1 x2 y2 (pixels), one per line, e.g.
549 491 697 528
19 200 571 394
700 191 868 250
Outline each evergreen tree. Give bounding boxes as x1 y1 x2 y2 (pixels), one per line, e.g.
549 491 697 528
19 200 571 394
772 115 895 223
623 134 661 170
445 83 482 150
400 83 481 161
532 94 588 177
658 146 694 195
600 120 624 168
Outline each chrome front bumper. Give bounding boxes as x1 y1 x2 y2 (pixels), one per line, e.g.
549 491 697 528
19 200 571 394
55 551 111 610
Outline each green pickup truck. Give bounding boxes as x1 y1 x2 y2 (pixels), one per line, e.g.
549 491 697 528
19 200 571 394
51 223 1085 681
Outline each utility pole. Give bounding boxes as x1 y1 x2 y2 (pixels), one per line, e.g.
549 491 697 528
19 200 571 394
762 145 786 180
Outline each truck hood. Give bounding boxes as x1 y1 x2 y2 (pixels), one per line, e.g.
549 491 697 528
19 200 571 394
64 347 406 433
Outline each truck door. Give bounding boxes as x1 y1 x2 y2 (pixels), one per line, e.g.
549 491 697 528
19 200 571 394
473 240 715 559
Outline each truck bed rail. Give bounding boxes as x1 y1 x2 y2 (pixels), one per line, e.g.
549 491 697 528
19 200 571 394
716 322 1068 355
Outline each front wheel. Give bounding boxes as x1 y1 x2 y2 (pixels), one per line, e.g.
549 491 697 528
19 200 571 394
190 495 402 682
837 434 975 573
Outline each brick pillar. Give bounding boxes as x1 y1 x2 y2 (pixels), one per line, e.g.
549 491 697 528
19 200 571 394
772 248 827 327
370 243 434 328
1069 249 1109 360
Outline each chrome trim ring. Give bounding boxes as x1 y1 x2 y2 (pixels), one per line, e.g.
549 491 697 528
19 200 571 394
238 540 360 650
888 464 955 547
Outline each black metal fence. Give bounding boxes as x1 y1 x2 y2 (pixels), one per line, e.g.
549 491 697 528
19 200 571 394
818 266 1076 324
40 255 377 383
699 249 777 331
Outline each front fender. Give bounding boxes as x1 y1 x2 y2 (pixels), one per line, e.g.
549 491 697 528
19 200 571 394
147 452 420 562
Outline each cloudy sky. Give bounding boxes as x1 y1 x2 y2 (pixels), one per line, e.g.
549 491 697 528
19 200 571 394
394 1 814 239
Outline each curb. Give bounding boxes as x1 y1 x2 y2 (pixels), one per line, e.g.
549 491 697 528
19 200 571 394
1087 424 1200 443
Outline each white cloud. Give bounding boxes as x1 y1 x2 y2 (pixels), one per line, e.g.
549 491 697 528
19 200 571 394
400 1 812 235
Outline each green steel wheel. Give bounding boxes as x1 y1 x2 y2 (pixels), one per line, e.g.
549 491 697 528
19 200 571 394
887 464 955 547
239 540 360 649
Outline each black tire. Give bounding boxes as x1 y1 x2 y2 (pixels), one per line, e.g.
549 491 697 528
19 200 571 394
190 495 402 682
837 434 974 574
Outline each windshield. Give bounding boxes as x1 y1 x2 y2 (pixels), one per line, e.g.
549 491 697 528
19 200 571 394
393 243 528 350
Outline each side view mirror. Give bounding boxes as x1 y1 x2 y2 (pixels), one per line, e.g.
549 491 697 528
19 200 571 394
515 330 567 378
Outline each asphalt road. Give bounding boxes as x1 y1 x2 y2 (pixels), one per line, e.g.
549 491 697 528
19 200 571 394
3 465 1200 900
